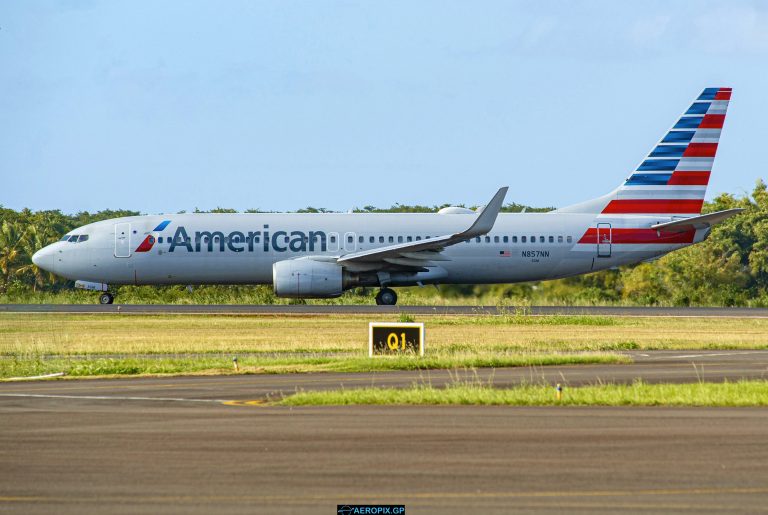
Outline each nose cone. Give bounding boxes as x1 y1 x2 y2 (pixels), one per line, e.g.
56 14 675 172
32 246 54 272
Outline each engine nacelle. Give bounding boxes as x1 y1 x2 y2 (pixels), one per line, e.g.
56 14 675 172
272 259 344 298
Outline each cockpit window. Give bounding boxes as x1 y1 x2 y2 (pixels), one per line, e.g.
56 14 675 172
63 234 89 243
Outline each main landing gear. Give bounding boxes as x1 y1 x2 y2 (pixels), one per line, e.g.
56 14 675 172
375 287 398 306
99 292 114 305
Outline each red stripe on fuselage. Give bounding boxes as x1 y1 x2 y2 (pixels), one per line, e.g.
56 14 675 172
699 114 725 129
683 143 718 158
578 228 696 245
667 171 710 185
602 199 703 214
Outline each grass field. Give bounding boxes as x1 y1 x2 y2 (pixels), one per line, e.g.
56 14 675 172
278 380 768 407
1 312 767 378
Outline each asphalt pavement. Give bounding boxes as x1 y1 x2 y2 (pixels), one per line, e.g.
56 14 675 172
3 303 768 317
2 350 768 514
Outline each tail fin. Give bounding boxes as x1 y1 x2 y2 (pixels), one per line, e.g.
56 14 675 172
557 87 731 215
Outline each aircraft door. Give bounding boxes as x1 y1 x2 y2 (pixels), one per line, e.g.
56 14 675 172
596 223 611 258
343 232 357 252
115 223 131 258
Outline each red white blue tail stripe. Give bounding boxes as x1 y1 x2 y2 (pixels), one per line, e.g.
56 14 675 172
602 87 730 216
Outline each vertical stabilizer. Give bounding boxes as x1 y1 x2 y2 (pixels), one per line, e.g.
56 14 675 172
557 87 731 215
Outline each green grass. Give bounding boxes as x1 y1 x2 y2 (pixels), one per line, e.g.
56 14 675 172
278 380 768 407
442 312 619 326
4 313 768 357
2 311 767 379
0 351 626 379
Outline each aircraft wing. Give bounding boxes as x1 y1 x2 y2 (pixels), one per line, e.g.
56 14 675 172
336 187 508 268
650 208 744 233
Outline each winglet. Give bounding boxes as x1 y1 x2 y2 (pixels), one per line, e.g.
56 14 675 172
455 187 508 239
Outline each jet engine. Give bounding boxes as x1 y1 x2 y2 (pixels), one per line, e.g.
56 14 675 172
272 259 344 298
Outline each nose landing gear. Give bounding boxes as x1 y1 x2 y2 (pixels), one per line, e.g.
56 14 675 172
375 287 398 306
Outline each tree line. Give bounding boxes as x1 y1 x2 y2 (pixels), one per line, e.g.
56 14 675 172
1 181 766 306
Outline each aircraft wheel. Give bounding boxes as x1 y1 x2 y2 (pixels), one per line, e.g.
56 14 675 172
375 288 398 306
99 292 114 305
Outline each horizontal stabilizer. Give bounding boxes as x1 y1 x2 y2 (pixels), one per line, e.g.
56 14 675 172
650 208 744 233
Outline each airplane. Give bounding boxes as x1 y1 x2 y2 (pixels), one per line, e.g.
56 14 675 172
32 87 742 305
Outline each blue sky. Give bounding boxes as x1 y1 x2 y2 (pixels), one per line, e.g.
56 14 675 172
1 0 767 213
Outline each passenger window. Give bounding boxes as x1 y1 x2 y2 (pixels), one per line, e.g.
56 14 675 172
358 236 364 243
407 236 412 242
253 235 260 243
548 236 554 243
388 236 394 243
494 236 500 243
475 237 481 243
503 236 508 243
379 236 384 243
347 235 353 243
558 236 563 243
369 236 374 243
512 236 518 243
567 236 573 243
530 235 535 242
416 236 422 241
397 236 403 243
522 236 526 243
78 235 89 242
158 237 163 243
330 236 336 243
539 236 544 243
484 236 490 243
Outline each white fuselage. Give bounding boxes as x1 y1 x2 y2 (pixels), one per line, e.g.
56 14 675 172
33 211 707 288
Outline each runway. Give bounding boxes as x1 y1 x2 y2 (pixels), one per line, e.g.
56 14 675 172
3 303 768 317
2 351 768 513
1 404 766 514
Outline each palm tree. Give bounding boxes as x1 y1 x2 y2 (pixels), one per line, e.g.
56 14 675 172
16 224 58 291
0 221 27 291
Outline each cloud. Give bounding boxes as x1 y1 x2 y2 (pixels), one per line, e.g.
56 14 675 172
693 5 768 54
628 15 672 50
521 17 558 48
